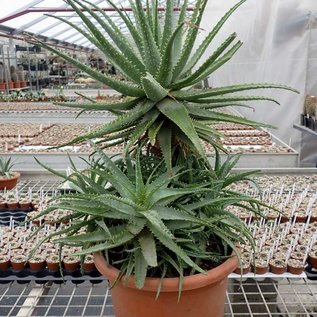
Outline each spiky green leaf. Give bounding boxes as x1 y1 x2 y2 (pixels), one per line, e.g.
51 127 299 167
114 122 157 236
138 232 157 267
141 73 169 102
157 99 207 160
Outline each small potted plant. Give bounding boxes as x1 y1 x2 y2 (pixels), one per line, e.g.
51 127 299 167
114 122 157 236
46 254 60 272
10 254 27 271
252 257 269 275
269 258 287 274
63 255 80 271
28 254 46 271
18 194 31 209
6 194 18 209
0 157 20 190
83 254 95 272
287 259 305 275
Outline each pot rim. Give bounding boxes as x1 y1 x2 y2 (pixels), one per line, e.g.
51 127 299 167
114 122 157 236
94 252 238 293
0 172 20 181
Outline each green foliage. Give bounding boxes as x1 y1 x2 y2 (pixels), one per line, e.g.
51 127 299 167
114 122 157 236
30 0 293 296
35 0 298 168
31 149 265 293
0 157 16 178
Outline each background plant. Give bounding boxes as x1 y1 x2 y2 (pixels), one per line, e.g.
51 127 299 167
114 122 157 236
0 157 16 178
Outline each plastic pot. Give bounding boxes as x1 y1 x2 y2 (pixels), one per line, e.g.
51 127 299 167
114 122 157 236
83 262 95 272
252 265 269 275
11 255 27 271
47 260 60 272
287 259 304 275
308 252 317 269
29 258 46 271
94 252 238 317
0 256 10 270
234 265 250 275
63 256 80 271
269 259 286 274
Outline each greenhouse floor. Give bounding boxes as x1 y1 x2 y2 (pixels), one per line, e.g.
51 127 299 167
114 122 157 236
0 278 316 317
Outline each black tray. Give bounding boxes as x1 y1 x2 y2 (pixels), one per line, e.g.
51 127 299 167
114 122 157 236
0 268 104 284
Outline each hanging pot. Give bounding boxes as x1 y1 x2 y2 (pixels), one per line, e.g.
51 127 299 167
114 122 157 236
94 252 237 317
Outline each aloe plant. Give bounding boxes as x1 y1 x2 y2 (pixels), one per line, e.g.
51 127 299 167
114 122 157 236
29 0 294 296
34 0 297 169
0 157 16 178
32 148 265 294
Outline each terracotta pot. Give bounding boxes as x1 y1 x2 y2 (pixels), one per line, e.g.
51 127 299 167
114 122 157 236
269 260 286 275
279 215 289 223
234 266 250 275
19 201 31 209
83 262 95 272
94 252 238 317
46 255 60 272
11 255 27 271
0 82 5 90
47 262 60 272
6 201 18 209
20 81 27 88
63 256 80 271
14 82 21 89
251 265 268 275
29 258 46 271
287 265 304 275
0 172 20 190
287 260 304 275
295 215 307 223
0 256 10 270
308 254 317 269
6 81 14 89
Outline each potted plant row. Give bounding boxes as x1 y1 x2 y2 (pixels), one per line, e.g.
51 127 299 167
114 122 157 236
28 0 297 316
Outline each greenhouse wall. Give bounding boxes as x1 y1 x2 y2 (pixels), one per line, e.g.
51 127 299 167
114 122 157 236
200 0 317 154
